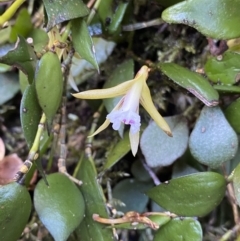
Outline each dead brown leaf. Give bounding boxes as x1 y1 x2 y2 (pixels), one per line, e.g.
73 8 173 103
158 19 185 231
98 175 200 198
0 153 23 185
0 138 5 161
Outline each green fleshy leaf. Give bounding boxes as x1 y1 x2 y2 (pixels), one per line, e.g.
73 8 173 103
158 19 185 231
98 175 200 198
19 70 29 93
213 85 240 94
104 131 131 170
189 106 238 168
159 63 219 106
107 1 129 34
9 8 33 42
98 0 114 30
0 36 37 83
43 0 89 31
112 178 153 213
162 0 240 39
20 84 42 148
0 72 19 105
75 157 115 241
35 51 63 124
154 217 202 241
227 138 240 174
70 37 115 85
205 51 240 85
71 18 99 71
0 182 32 241
224 97 240 134
34 173 85 241
147 172 226 217
233 163 240 207
140 115 189 168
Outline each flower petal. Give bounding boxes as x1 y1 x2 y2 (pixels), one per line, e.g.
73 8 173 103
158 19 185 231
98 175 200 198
89 97 125 137
140 83 172 137
129 130 139 156
72 79 135 99
88 119 111 137
107 110 141 134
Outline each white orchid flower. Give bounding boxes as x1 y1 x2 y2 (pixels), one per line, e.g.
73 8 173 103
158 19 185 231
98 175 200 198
73 65 172 156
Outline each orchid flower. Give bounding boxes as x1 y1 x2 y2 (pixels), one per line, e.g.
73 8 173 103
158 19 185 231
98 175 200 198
73 65 172 156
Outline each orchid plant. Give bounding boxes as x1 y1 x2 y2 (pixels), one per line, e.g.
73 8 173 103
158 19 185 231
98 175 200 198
73 65 172 155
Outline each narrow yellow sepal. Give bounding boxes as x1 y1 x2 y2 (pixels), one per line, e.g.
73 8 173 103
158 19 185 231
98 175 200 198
140 83 172 137
88 119 111 137
72 79 135 99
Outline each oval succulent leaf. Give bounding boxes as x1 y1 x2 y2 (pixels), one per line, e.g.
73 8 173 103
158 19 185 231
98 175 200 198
147 172 226 217
35 51 63 124
154 217 202 241
9 8 33 43
233 163 240 207
189 106 238 168
75 157 114 241
162 0 240 39
140 115 189 168
70 37 116 85
20 84 42 148
34 173 85 241
112 178 152 213
159 63 219 106
43 0 89 31
205 51 240 85
0 182 32 241
224 97 240 134
0 36 37 82
107 1 129 34
71 18 99 71
213 85 240 94
97 0 113 31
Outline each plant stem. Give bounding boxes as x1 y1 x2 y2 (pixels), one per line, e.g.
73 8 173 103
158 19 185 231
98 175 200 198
86 0 101 25
0 0 26 26
226 182 239 224
14 113 46 183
